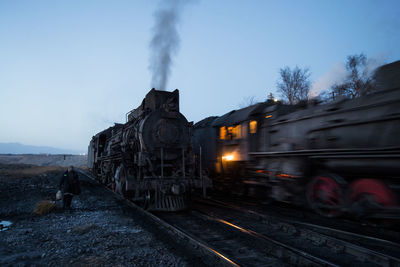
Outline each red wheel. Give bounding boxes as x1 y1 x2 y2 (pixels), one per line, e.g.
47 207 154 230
307 175 345 217
347 179 397 215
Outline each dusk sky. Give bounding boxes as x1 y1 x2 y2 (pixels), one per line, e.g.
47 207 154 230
1 0 399 152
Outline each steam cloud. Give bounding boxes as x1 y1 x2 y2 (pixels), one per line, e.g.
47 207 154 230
149 0 186 91
310 56 385 98
309 63 347 98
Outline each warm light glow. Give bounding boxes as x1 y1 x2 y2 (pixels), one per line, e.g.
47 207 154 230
274 98 278 102
233 124 241 139
220 126 226 140
208 247 240 267
217 219 251 234
249 120 257 133
265 115 272 119
276 173 296 178
222 125 242 139
222 154 234 161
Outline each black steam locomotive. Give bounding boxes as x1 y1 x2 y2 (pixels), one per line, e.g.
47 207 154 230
194 61 400 218
88 89 205 211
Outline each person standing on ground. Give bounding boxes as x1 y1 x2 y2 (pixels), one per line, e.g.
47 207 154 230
59 166 81 209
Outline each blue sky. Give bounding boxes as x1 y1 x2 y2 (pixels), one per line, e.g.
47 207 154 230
1 0 399 152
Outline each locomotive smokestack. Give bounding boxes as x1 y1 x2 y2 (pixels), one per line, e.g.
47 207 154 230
149 0 187 91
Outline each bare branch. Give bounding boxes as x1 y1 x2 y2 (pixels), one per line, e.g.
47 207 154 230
238 96 258 108
330 53 376 99
277 66 311 104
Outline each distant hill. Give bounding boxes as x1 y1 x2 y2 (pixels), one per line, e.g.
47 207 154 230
0 142 84 155
0 154 87 167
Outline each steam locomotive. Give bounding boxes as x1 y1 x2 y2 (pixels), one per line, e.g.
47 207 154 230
194 61 400 218
88 89 206 211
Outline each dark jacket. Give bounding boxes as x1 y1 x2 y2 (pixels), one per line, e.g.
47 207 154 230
59 170 80 194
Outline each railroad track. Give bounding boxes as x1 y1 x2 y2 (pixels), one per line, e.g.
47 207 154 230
78 170 241 266
196 198 400 267
78 170 341 266
79 170 400 266
233 197 400 240
208 197 400 246
156 210 338 266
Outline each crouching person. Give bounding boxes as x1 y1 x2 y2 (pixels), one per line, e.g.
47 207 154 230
59 165 81 209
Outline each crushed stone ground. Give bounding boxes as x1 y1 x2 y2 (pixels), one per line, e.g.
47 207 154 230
0 163 202 266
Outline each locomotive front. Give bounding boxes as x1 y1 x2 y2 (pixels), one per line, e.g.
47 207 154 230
133 89 190 162
123 89 192 176
89 88 204 211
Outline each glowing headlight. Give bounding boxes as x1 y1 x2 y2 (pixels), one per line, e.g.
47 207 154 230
222 154 234 161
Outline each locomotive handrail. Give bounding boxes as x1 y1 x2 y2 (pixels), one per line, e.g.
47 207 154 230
126 110 133 122
309 114 400 132
249 146 400 157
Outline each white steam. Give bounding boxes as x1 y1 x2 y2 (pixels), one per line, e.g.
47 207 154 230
309 56 385 98
309 63 347 98
364 56 385 77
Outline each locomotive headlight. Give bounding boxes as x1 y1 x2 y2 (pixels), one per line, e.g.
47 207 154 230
222 154 234 161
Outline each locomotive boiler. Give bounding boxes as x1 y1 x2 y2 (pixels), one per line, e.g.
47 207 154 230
88 88 204 211
194 60 400 218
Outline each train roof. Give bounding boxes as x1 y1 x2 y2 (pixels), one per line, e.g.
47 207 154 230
212 102 272 127
375 60 400 91
194 116 219 129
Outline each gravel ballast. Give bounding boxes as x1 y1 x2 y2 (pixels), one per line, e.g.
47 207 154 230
0 163 202 266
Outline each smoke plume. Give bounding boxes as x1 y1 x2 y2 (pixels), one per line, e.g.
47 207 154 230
149 0 186 91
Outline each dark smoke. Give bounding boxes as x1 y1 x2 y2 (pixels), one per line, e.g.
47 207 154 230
149 0 186 91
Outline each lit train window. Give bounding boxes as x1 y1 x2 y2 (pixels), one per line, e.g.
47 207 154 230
226 125 241 139
233 125 241 139
220 126 227 140
249 120 257 133
227 126 233 139
222 125 242 139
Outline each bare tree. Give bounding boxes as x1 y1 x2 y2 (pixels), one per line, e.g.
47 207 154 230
331 53 375 99
238 96 257 108
277 66 311 104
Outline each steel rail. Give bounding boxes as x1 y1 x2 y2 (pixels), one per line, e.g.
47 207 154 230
78 169 240 267
198 198 400 267
192 210 339 267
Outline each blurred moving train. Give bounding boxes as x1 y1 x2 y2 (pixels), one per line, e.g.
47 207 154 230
88 89 207 211
194 60 400 218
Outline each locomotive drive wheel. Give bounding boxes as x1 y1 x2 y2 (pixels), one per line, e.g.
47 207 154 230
143 190 151 210
347 179 397 216
115 165 129 198
306 174 345 217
